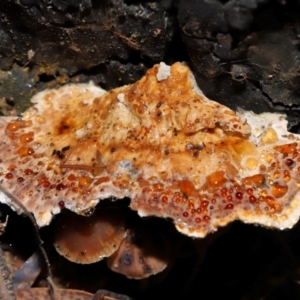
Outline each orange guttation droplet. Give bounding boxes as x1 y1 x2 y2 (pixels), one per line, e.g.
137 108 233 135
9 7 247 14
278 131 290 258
249 195 256 204
265 196 275 207
24 169 34 175
183 212 189 217
274 143 297 154
18 147 34 157
271 184 288 198
67 174 76 181
203 216 210 222
207 171 227 188
285 159 294 168
5 120 32 133
19 132 34 143
5 173 13 179
78 176 93 188
242 174 265 186
236 192 243 199
225 204 234 210
56 183 67 191
58 200 65 209
17 177 24 183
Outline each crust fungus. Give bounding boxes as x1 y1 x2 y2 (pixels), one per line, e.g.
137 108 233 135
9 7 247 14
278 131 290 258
0 62 300 239
54 209 126 264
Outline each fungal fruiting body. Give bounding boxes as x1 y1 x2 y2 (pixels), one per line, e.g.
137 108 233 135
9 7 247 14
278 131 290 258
0 62 300 238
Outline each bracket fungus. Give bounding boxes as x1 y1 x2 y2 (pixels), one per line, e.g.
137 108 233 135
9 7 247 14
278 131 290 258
107 225 171 279
54 209 126 264
0 62 300 240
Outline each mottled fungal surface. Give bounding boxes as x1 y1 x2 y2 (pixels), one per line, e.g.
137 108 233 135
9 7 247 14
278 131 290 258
0 62 300 238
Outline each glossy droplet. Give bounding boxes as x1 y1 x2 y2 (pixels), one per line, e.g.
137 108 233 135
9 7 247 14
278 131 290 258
195 218 201 223
207 171 227 188
285 159 294 168
249 195 256 204
67 174 76 181
183 212 189 217
245 158 258 170
201 201 209 209
227 195 233 202
18 147 34 157
19 132 34 143
274 143 297 154
265 196 275 207
24 169 34 175
162 196 168 203
236 192 243 199
203 215 210 222
225 204 234 209
271 184 288 198
56 183 67 190
246 188 253 195
58 200 65 209
78 176 93 187
5 173 13 179
17 177 24 183
272 171 280 179
243 174 264 186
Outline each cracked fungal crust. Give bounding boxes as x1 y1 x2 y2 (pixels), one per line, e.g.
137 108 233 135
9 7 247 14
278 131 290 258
1 62 300 237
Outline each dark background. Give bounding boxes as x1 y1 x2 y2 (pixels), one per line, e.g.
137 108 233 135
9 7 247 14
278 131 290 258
1 0 300 299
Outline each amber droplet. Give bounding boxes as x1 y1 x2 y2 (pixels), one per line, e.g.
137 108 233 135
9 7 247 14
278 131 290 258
285 159 294 168
246 188 253 195
5 173 13 179
203 215 210 222
43 181 50 188
242 174 265 186
207 171 227 188
19 132 34 143
67 174 76 181
178 179 197 197
183 212 189 217
17 177 24 183
5 120 32 133
249 195 256 203
8 165 16 171
265 196 275 207
227 195 233 202
78 176 93 187
225 204 234 209
56 183 67 190
283 170 291 182
272 171 280 179
271 184 288 198
24 169 33 175
201 201 209 209
162 196 168 203
195 218 201 223
235 192 243 199
18 147 34 157
94 176 110 185
274 143 297 154
260 189 268 197
58 200 65 209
